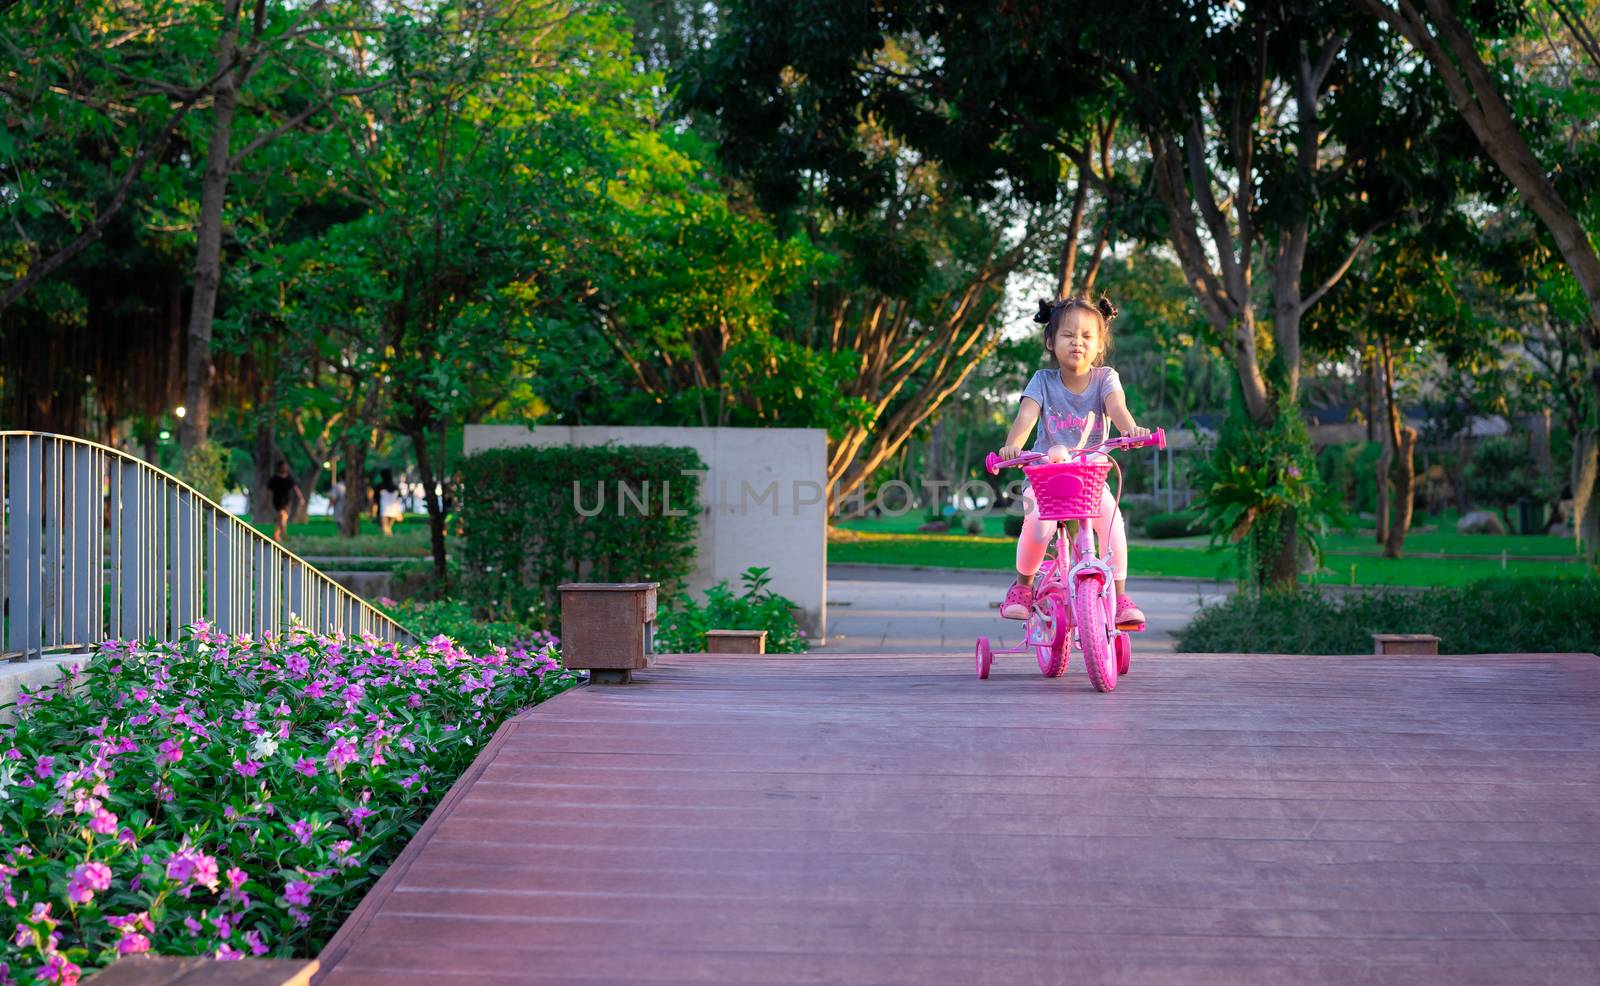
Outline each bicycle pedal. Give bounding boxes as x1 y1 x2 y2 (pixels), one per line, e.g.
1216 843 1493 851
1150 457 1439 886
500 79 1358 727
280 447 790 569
1116 620 1146 632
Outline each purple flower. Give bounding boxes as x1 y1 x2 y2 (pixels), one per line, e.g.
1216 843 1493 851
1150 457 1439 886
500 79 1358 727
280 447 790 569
216 944 244 960
234 759 261 779
34 954 80 985
89 808 118 835
156 738 184 766
245 929 268 956
283 880 312 907
290 818 314 847
33 756 54 779
165 852 196 885
292 757 317 778
66 862 111 903
116 933 151 956
325 736 358 771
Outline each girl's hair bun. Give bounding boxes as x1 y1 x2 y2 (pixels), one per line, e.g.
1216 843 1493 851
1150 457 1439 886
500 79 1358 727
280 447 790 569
1033 298 1055 324
1096 296 1119 321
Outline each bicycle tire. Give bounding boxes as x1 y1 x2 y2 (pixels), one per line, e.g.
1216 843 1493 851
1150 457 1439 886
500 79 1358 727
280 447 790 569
1077 579 1117 692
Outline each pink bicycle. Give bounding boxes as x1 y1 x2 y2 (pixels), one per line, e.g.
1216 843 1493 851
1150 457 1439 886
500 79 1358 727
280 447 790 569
975 428 1166 692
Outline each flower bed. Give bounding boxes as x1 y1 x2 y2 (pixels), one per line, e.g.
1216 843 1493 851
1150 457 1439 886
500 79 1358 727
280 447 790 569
0 622 577 984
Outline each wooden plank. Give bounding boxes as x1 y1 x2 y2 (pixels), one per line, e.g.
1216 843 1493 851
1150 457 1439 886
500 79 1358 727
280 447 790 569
315 650 1600 985
85 956 317 985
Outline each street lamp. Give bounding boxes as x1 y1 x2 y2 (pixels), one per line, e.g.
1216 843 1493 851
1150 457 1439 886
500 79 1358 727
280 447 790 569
175 406 187 419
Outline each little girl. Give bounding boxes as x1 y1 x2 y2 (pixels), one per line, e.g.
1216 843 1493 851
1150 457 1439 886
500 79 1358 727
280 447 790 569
998 293 1149 627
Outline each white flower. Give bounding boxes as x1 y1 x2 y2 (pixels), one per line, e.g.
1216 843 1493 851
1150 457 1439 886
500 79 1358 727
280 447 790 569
249 735 279 759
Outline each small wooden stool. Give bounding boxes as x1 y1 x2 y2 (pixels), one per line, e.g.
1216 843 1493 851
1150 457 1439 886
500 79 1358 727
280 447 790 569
706 629 767 654
1373 633 1440 656
558 582 659 683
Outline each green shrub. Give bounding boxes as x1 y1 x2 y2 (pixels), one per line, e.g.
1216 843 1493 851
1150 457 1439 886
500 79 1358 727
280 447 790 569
1003 513 1024 538
655 567 808 653
375 596 550 654
1177 577 1600 654
1144 510 1207 539
459 444 703 625
177 440 233 503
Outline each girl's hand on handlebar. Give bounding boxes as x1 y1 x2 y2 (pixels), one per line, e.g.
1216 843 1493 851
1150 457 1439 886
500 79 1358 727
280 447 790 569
1123 426 1151 440
998 445 1024 460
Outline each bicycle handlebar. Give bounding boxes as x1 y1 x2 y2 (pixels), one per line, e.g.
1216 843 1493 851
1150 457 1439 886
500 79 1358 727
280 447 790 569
984 427 1166 476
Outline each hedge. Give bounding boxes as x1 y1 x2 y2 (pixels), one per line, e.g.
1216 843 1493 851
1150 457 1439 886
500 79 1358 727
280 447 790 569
459 444 703 627
1177 577 1600 655
1144 509 1207 539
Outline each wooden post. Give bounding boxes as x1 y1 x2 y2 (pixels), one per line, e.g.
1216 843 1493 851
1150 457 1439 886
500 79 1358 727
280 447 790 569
706 629 767 654
558 582 659 683
1372 633 1440 656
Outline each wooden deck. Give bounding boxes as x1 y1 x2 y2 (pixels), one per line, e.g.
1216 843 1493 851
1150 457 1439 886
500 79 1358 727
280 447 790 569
315 650 1600 985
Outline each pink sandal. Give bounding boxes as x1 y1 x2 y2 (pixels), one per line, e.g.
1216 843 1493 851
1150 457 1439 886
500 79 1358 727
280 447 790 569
1000 581 1033 620
1115 594 1146 629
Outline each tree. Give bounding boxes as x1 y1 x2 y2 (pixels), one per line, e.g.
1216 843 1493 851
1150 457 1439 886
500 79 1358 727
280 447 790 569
678 0 1468 585
1305 222 1484 556
1350 0 1600 565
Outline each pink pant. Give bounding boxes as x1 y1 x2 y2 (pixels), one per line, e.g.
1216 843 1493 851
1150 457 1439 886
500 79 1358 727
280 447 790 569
1015 487 1128 581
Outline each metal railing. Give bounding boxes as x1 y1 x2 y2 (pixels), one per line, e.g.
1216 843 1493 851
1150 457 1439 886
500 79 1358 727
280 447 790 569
2 432 413 660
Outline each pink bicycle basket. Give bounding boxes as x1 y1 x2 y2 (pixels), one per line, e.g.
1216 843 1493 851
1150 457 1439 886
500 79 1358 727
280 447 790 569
1024 459 1113 520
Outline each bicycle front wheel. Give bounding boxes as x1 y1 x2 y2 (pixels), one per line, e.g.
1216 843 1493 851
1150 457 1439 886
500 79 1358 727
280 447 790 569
1076 579 1117 692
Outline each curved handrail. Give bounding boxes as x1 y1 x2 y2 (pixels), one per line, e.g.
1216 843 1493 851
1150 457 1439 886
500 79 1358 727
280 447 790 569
2 431 413 659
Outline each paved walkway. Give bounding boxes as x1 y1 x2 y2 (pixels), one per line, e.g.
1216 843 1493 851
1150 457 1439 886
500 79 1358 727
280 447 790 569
315 649 1600 985
826 564 1232 655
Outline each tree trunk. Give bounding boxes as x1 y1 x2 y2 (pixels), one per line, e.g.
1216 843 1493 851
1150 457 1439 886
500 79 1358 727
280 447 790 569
1574 427 1599 565
1375 440 1392 546
250 414 276 526
292 461 321 524
1384 426 1417 559
409 425 450 585
338 439 369 538
1266 508 1300 588
180 0 244 451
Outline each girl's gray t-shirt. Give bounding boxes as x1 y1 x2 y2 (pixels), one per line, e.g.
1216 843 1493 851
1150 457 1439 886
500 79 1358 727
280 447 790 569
1021 366 1123 452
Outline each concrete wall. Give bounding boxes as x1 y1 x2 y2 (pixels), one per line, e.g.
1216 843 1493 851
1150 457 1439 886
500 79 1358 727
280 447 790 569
463 426 827 641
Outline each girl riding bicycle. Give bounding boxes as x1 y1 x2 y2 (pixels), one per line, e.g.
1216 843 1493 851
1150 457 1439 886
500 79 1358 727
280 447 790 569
998 293 1150 627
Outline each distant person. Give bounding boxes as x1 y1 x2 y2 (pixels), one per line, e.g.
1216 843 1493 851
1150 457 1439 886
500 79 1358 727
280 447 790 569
373 468 403 536
267 461 304 543
328 478 346 516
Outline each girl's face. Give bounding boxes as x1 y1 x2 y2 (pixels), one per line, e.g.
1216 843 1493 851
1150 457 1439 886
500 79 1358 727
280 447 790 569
1050 309 1102 371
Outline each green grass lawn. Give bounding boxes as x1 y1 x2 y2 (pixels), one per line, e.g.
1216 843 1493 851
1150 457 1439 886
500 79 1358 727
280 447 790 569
837 514 1580 560
247 517 452 559
827 530 1583 587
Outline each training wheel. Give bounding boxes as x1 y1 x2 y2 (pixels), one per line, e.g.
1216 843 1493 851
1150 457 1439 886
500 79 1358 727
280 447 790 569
976 636 994 680
1115 632 1131 676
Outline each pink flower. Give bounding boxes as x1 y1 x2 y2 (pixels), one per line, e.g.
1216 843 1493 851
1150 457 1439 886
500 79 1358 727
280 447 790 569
156 738 184 766
66 862 111 904
116 933 150 956
234 760 261 779
192 854 220 891
245 929 268 956
89 808 118 835
33 756 54 779
283 880 312 907
292 757 317 778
